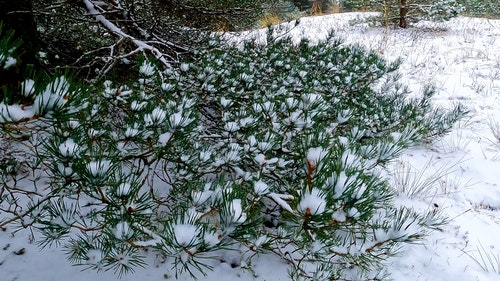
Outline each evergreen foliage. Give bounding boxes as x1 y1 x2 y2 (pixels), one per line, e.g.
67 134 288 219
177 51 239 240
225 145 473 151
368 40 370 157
0 24 21 72
157 0 269 31
457 0 500 18
340 0 464 27
0 22 467 280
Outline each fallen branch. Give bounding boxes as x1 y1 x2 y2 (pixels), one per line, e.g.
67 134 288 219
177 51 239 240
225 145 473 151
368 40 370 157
81 0 172 68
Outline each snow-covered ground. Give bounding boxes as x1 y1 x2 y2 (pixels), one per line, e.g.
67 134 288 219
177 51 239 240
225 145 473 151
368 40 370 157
1 13 500 281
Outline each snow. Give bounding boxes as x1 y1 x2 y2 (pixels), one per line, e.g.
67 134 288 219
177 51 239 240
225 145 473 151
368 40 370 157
173 224 200 246
86 159 112 177
114 221 133 240
86 249 104 264
139 61 156 76
158 132 172 146
21 79 35 96
116 183 132 197
130 100 147 111
149 106 167 124
192 186 213 205
267 192 295 213
3 56 16 69
58 139 79 157
298 188 327 215
124 126 139 138
0 103 36 122
1 12 500 281
254 153 266 165
306 146 327 167
179 63 190 72
332 208 347 222
335 171 351 198
34 76 70 114
229 199 247 224
253 180 270 195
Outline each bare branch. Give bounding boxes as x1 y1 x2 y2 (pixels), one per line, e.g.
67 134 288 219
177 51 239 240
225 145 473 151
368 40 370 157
81 0 172 68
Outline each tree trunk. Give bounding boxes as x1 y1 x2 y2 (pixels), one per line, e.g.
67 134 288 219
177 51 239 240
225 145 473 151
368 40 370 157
0 0 40 66
0 0 40 103
399 0 408 28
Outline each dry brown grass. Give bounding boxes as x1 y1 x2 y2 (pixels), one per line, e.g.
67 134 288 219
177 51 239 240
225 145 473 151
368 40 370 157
260 13 282 28
310 1 322 16
329 2 341 14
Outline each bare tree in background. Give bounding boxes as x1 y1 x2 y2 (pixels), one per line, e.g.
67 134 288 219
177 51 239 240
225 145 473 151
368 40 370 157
399 0 409 28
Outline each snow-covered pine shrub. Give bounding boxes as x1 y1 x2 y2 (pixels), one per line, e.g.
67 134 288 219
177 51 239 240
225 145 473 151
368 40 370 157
457 0 500 18
417 0 465 21
1 29 466 279
340 0 377 11
0 22 86 236
357 0 464 28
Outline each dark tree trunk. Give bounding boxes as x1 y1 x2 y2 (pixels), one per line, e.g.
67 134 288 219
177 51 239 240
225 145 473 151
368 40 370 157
399 0 409 28
293 0 311 11
0 0 40 66
0 0 40 102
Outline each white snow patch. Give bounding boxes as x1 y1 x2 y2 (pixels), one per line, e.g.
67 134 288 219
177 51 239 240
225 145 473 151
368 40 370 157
114 221 133 240
173 224 199 246
3 56 16 69
229 199 247 224
58 139 79 157
299 188 327 215
306 146 327 167
86 159 112 177
253 180 270 195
